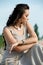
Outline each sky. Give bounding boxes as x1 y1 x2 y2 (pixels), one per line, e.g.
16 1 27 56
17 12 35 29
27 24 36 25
0 0 43 37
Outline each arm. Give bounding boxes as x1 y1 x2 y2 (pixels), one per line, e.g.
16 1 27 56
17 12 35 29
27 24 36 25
23 21 38 44
12 42 36 52
3 27 23 47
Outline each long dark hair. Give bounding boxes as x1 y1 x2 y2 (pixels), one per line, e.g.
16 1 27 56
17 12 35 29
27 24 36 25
6 4 29 26
3 4 29 50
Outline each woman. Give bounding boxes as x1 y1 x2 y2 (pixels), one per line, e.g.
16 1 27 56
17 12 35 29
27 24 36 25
1 4 43 65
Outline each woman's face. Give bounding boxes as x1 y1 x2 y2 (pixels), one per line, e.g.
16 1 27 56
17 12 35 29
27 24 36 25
19 9 29 24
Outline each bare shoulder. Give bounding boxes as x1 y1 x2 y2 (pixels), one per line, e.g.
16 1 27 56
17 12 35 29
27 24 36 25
3 26 12 37
3 26 9 33
3 26 13 33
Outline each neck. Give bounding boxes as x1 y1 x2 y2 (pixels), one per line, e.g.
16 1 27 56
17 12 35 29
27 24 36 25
14 23 22 31
16 22 22 28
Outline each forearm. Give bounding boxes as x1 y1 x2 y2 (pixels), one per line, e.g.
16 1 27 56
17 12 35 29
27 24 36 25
23 37 38 44
10 38 37 53
13 42 36 52
10 37 38 53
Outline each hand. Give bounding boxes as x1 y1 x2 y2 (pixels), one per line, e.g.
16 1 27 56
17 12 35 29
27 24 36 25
9 40 23 53
9 42 19 53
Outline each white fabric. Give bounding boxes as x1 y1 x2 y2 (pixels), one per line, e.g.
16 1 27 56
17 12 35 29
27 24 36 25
19 43 43 65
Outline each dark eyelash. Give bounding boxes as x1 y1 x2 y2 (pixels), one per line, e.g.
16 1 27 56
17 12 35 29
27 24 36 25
26 15 28 17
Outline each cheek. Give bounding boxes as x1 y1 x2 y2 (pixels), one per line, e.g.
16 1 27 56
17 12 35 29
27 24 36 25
21 17 27 24
22 16 27 21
